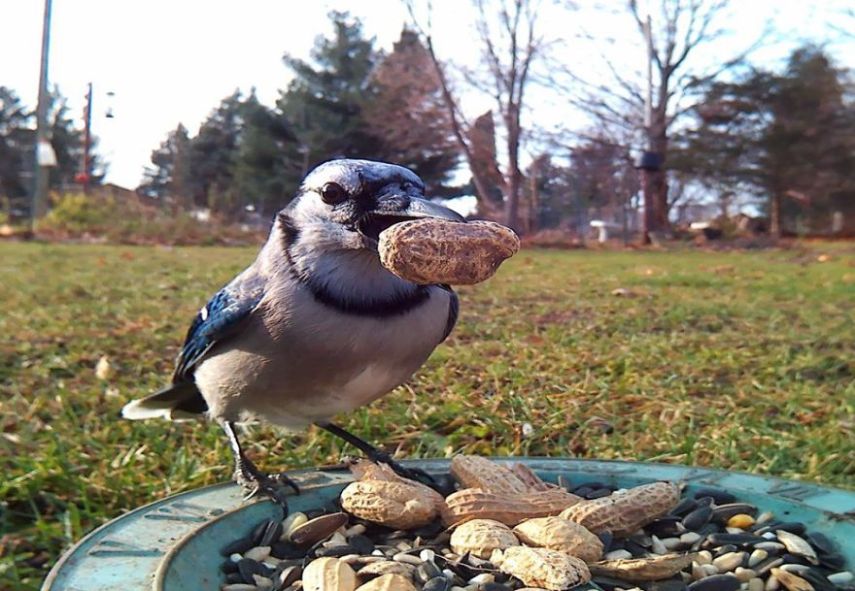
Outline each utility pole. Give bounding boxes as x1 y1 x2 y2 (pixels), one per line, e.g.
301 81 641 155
31 0 54 233
79 83 93 194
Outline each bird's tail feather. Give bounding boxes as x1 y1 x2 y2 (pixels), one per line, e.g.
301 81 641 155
121 381 207 421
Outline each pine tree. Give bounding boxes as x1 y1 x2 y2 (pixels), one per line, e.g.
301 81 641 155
682 46 855 235
277 11 383 175
0 87 32 201
186 90 244 212
139 123 191 204
46 91 103 190
232 90 298 216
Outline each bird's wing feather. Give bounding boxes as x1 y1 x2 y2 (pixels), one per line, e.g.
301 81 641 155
172 272 265 383
440 284 458 342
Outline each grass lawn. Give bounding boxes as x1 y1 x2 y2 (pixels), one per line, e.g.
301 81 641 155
1 241 853 589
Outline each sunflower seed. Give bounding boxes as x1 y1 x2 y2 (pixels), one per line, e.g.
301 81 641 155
687 574 741 591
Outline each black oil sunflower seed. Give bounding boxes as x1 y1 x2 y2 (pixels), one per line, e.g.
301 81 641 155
693 488 737 504
687 574 741 591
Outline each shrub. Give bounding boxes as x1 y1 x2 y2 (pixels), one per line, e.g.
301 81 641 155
38 191 267 245
43 192 116 233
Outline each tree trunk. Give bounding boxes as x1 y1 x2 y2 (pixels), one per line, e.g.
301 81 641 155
650 127 670 237
504 108 522 233
770 192 782 238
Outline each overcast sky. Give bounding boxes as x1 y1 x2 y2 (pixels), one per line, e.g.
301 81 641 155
2 1 852 189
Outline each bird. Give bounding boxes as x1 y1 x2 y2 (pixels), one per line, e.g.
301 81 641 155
121 159 464 507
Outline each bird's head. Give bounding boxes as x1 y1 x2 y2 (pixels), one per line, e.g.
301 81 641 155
267 159 464 299
279 158 463 252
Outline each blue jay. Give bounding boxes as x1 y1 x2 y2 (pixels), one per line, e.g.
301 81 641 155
122 159 464 506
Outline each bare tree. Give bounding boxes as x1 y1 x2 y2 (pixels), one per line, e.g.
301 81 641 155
561 0 767 243
405 0 544 232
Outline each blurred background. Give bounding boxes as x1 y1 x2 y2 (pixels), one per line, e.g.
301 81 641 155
2 0 854 245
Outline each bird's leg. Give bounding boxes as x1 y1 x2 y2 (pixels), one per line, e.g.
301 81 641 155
222 421 299 510
316 421 440 491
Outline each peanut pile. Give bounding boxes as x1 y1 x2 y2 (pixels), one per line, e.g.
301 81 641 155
220 456 850 591
337 456 681 591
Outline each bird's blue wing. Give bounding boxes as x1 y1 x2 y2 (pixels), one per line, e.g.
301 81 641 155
172 273 265 383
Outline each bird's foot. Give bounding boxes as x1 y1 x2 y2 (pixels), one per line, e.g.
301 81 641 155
367 450 450 495
234 456 299 511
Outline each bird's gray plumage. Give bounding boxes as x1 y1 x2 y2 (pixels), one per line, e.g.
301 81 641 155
122 159 462 435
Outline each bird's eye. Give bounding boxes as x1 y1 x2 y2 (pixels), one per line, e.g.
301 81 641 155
320 182 348 205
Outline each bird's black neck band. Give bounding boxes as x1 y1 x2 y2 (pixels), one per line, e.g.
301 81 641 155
298 271 431 317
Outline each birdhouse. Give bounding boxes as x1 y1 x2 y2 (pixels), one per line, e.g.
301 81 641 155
635 150 662 171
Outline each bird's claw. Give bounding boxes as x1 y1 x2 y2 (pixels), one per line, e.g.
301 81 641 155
234 457 297 511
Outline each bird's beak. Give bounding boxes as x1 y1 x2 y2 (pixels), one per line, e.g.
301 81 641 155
394 196 466 223
357 195 466 244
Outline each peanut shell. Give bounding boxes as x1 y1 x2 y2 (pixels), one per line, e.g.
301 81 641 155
450 455 530 494
355 574 417 591
559 481 680 536
588 553 695 582
303 557 358 591
492 546 591 590
357 561 415 581
508 463 559 492
378 219 519 285
443 487 582 527
513 516 603 563
340 480 438 529
450 518 520 559
348 460 446 514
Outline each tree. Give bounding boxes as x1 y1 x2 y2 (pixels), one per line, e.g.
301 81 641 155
406 0 544 232
467 110 505 214
682 46 855 236
232 90 298 215
185 90 244 212
570 137 640 229
139 123 191 203
46 91 103 189
278 11 383 177
0 87 32 201
1 87 103 205
365 29 460 192
524 154 575 230
566 0 764 242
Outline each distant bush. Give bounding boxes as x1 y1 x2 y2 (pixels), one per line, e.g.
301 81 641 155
38 191 267 246
44 192 115 233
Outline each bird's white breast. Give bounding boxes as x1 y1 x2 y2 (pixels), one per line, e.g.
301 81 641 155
193 279 452 429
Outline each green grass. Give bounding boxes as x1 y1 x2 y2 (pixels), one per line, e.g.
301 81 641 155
1 242 854 589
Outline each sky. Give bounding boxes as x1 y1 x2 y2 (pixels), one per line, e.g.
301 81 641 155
2 1 853 190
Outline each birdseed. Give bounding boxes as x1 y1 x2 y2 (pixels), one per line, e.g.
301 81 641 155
216 471 852 591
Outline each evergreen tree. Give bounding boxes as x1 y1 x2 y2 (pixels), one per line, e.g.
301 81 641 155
46 90 104 189
0 87 32 201
139 123 191 203
186 90 244 212
1 87 103 205
682 46 855 235
232 90 298 216
277 11 384 178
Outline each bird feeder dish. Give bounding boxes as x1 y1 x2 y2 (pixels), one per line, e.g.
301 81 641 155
42 458 855 591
